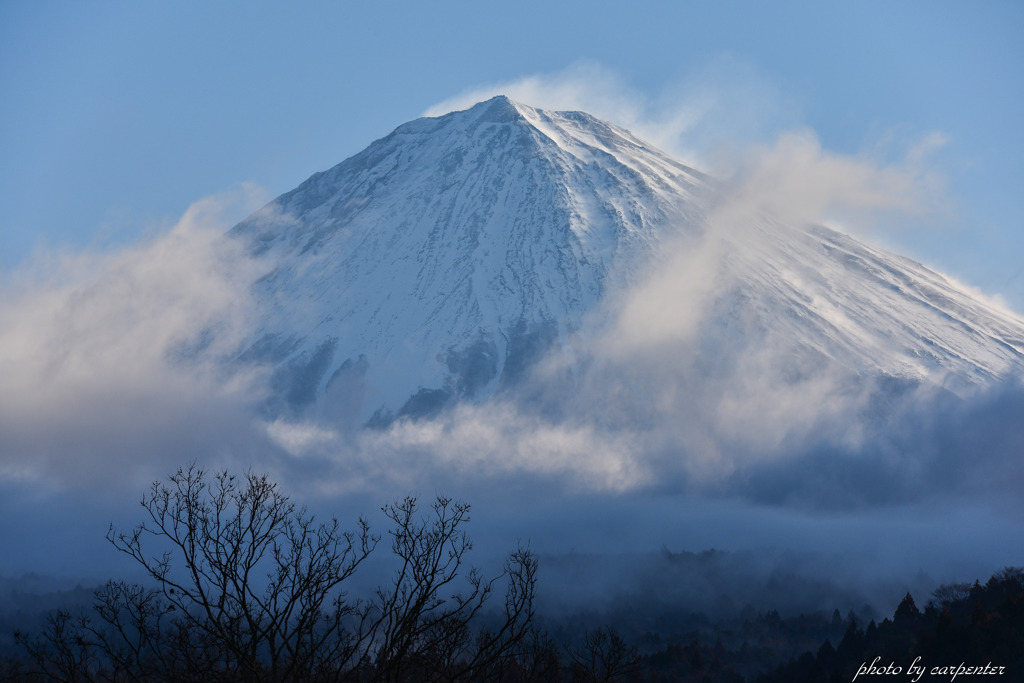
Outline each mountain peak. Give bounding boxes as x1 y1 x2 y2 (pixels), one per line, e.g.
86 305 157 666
473 94 525 118
456 94 535 128
231 98 707 421
413 95 531 131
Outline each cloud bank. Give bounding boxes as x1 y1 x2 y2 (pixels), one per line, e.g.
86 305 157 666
0 185 270 491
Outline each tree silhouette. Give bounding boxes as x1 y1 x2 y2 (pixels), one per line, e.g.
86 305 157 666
103 465 376 681
567 627 641 682
15 465 537 682
366 496 536 681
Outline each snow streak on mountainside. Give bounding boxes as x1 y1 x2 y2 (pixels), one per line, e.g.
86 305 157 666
727 221 1024 390
659 215 1024 410
229 96 1024 426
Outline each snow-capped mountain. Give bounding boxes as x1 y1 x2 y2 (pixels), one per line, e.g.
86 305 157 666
230 96 708 421
229 96 1024 424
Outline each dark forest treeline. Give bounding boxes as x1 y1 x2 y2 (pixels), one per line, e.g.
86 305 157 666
1 466 1021 681
503 566 1023 682
756 566 1024 683
6 566 1021 681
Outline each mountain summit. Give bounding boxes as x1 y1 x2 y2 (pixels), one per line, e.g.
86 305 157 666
230 96 708 422
229 96 1024 425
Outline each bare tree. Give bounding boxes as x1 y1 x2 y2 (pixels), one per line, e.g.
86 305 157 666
367 496 537 682
14 467 538 682
567 627 641 683
17 582 226 683
930 581 972 607
15 610 100 683
106 465 377 681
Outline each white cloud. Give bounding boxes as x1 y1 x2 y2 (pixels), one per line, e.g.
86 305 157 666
355 402 648 494
709 129 943 230
0 184 271 489
264 419 339 457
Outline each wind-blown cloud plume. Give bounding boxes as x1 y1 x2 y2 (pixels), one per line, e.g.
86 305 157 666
424 58 802 166
0 185 270 491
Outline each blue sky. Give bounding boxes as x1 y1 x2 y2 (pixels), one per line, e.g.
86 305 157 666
2 1 1023 308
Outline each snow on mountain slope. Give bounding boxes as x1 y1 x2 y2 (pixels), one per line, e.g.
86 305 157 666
721 219 1024 390
228 96 1024 425
230 96 707 421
